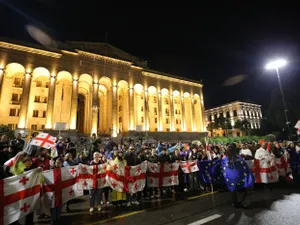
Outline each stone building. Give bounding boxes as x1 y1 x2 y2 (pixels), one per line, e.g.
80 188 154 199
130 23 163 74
0 40 206 138
205 101 262 136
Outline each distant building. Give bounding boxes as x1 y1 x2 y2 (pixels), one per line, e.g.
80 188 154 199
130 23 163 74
205 101 262 136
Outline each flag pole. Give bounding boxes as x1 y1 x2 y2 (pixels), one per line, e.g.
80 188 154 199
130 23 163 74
59 84 64 136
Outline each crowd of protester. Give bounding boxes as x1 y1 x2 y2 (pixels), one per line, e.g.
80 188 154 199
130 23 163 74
1 131 300 225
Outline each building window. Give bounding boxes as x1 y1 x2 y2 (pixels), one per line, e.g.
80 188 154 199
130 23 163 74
176 119 181 125
165 108 169 116
164 98 169 105
9 108 17 116
43 97 48 103
45 82 49 88
8 124 17 129
233 110 237 117
119 117 122 123
13 78 23 87
153 96 157 103
34 96 40 103
256 123 259 128
43 111 47 118
33 110 39 117
140 95 144 100
141 106 144 112
226 111 230 118
31 124 37 130
154 107 157 115
154 118 157 123
41 125 45 129
237 132 240 137
155 128 158 131
166 118 169 124
36 81 42 87
166 128 170 132
176 128 180 132
11 93 18 101
119 95 122 100
141 117 144 123
208 115 212 121
119 105 122 112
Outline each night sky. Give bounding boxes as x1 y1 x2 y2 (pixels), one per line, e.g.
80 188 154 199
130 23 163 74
1 2 300 111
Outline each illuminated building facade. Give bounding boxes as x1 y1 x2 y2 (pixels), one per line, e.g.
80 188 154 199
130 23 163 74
205 101 262 136
0 40 206 137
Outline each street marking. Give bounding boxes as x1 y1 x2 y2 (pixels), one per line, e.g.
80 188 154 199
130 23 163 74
86 210 145 225
187 214 222 225
85 192 218 224
187 191 217 200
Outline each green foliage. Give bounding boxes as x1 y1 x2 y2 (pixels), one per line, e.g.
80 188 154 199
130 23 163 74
208 135 264 144
0 124 15 139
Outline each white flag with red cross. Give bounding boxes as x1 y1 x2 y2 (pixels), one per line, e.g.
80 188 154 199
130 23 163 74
31 133 56 149
147 162 179 188
77 163 108 190
42 166 83 208
0 168 41 225
180 160 199 173
106 161 147 194
251 159 279 183
275 151 291 176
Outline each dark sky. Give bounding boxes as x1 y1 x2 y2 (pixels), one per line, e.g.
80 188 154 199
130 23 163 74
1 1 300 111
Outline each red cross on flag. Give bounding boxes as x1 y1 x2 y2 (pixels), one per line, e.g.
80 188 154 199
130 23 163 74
77 164 108 190
251 158 279 183
31 133 57 149
275 151 291 176
42 166 83 209
0 168 41 225
147 162 179 188
106 161 147 194
180 160 199 173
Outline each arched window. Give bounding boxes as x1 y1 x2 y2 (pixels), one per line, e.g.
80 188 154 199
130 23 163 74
226 111 230 118
233 110 237 117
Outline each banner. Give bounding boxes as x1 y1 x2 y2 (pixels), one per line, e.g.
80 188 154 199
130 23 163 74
0 168 41 225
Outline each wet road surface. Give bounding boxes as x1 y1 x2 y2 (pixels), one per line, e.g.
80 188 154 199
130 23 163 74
36 185 300 225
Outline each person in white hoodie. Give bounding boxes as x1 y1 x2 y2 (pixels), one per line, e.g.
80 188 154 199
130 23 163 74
254 141 274 161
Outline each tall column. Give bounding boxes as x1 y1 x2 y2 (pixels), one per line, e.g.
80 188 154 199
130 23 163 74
18 72 32 129
200 88 206 132
191 96 196 131
45 75 56 129
158 92 162 131
69 78 78 130
170 94 175 131
91 82 99 135
128 87 135 130
144 90 149 131
181 96 186 131
111 85 118 137
0 68 4 100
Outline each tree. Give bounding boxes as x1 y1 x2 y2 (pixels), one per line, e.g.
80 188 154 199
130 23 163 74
234 119 251 136
0 124 15 139
207 122 216 136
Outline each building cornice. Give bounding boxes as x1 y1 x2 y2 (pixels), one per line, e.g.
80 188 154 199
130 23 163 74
142 71 203 88
0 41 62 58
61 50 78 56
76 50 132 66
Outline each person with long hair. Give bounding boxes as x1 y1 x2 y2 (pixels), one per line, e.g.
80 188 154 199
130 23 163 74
222 144 254 208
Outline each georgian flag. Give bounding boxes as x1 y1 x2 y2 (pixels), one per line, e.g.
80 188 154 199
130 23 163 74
251 159 279 183
147 162 179 188
77 163 108 190
106 161 147 194
275 151 291 176
42 166 83 208
0 168 41 225
180 160 199 173
31 133 56 149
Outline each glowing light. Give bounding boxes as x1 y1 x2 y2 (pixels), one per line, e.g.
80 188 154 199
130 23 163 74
265 59 287 70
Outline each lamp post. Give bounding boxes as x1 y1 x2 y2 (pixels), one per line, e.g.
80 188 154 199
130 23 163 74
265 59 291 137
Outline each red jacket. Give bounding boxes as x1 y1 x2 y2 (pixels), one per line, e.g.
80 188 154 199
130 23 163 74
32 157 50 171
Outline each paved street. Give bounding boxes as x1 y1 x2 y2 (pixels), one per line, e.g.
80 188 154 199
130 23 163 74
35 185 300 225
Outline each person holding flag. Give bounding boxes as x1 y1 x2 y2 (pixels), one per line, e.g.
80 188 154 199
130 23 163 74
221 144 254 208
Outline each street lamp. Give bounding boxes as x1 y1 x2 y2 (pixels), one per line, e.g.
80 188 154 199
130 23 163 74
265 59 291 137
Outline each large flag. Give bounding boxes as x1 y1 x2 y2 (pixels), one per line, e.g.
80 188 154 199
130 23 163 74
0 168 41 225
42 166 83 208
251 158 278 183
275 151 290 176
106 161 147 194
221 156 255 192
180 160 199 173
147 162 179 188
198 160 223 184
31 133 56 149
77 163 108 190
